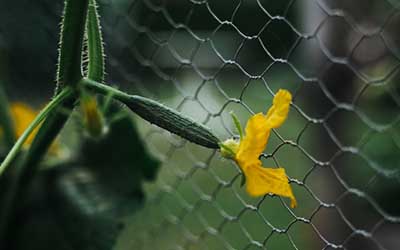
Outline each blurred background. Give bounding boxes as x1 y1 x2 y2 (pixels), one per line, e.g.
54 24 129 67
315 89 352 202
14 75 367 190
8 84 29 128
0 0 399 249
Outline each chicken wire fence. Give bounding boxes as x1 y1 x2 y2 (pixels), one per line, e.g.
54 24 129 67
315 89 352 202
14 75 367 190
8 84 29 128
2 0 400 249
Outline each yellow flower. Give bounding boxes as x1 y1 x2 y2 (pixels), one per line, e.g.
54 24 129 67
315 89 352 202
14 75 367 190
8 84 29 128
1 102 58 153
220 89 297 208
9 102 39 146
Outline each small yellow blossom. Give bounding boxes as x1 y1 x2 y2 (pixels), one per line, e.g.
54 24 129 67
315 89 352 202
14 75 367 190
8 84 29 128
1 102 58 152
220 89 297 208
81 95 104 137
9 102 40 146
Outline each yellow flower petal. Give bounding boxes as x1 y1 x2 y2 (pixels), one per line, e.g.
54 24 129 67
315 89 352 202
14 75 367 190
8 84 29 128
1 102 59 153
244 164 297 208
10 102 39 146
219 88 297 207
265 89 292 129
235 113 270 169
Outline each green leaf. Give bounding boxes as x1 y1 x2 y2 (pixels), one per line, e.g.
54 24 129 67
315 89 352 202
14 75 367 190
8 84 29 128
5 104 160 250
230 111 243 141
79 103 160 186
0 94 77 246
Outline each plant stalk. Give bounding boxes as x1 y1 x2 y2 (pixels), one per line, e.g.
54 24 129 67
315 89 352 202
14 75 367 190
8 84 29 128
56 0 90 90
87 0 105 82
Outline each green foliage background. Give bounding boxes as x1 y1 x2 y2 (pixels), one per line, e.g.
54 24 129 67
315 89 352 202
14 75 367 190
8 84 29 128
0 0 399 250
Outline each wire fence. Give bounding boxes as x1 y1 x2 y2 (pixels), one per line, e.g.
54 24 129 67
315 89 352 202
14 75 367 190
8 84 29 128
2 0 400 249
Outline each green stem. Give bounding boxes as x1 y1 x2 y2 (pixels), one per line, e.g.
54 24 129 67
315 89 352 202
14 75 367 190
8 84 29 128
23 97 76 170
0 87 74 177
229 111 243 140
218 142 235 156
87 0 105 82
56 0 89 90
81 78 221 149
0 0 89 243
0 82 15 148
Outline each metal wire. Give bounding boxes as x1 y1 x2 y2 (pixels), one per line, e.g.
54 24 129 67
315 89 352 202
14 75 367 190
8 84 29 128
94 0 400 249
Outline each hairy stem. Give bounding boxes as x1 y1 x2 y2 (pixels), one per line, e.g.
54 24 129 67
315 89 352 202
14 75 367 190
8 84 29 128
56 0 89 90
87 0 105 82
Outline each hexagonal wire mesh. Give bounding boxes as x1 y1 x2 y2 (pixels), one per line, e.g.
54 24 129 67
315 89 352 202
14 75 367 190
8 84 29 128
2 0 400 249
